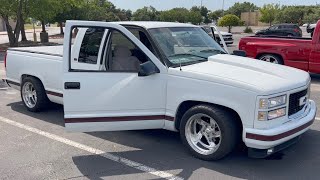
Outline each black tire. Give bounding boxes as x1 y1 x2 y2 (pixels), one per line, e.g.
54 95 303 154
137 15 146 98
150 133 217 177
258 54 284 65
21 77 49 112
179 105 240 161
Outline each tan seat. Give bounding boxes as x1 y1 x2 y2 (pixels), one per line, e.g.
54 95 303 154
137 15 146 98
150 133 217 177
111 46 140 71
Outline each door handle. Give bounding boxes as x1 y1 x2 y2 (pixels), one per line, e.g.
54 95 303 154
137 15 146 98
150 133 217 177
64 82 80 89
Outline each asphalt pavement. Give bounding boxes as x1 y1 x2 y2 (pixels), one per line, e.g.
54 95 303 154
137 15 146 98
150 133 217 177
0 52 4 62
1 33 320 179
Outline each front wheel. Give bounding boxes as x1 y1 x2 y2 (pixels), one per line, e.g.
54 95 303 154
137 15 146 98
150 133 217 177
180 105 239 161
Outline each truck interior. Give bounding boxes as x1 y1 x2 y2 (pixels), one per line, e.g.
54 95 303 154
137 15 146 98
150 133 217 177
72 26 155 72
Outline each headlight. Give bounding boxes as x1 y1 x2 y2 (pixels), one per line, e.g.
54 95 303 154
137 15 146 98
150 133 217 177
267 107 286 120
258 94 287 121
258 107 286 121
259 95 287 109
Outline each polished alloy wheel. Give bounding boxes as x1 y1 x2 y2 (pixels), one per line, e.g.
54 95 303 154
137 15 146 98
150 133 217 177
22 82 37 108
260 55 279 64
185 113 222 155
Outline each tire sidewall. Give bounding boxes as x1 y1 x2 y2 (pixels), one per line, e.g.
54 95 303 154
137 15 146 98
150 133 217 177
180 105 237 160
260 54 283 65
21 77 47 112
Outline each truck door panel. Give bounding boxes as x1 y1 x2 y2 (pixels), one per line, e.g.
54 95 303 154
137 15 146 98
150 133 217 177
63 21 168 132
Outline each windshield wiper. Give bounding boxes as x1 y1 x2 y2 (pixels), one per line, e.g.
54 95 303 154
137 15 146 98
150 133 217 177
200 49 226 54
168 53 207 59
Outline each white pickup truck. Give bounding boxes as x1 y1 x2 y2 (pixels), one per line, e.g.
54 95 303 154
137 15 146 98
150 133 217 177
3 21 317 160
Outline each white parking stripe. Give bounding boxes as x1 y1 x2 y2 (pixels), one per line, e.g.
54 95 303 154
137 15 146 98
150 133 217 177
316 117 320 121
0 116 183 180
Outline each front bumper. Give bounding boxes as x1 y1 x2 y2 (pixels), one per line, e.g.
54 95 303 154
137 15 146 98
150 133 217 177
244 100 316 150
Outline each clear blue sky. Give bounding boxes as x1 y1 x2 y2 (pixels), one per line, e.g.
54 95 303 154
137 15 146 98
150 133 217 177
109 0 318 11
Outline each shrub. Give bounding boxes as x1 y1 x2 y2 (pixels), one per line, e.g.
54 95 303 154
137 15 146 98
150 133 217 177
244 26 253 33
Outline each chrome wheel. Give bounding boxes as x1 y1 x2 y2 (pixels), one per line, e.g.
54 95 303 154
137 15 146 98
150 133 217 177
260 55 279 64
22 82 37 108
185 113 222 155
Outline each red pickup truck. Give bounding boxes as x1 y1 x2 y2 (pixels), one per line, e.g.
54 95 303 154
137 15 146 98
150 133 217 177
239 20 320 74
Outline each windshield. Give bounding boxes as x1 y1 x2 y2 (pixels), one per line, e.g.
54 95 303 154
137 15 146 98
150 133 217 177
149 27 226 67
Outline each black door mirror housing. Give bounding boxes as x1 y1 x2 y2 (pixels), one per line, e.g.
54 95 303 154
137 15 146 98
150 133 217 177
138 61 160 77
233 50 246 57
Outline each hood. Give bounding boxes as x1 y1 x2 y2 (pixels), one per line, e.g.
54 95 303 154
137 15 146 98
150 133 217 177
169 54 310 95
214 31 231 35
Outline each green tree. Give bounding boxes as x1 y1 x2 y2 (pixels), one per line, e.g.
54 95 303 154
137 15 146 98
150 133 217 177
276 6 305 25
218 14 241 33
52 0 79 34
160 8 189 23
0 0 23 46
303 9 320 23
132 6 159 21
260 4 280 26
208 10 224 23
190 6 210 23
226 2 258 17
188 11 202 25
29 0 61 33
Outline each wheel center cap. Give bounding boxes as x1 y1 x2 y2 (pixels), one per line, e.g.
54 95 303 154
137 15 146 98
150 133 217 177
205 127 211 133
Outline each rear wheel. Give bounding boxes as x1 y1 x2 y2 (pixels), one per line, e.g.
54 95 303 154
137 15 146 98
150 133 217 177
21 77 49 112
259 54 283 65
180 105 239 161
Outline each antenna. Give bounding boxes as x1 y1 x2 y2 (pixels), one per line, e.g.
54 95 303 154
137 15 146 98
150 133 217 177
179 58 182 71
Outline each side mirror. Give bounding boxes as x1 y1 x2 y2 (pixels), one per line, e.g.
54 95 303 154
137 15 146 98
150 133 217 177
138 61 160 77
233 50 246 57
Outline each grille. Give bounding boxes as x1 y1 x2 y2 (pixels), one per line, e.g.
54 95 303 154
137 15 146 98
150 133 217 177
288 89 308 116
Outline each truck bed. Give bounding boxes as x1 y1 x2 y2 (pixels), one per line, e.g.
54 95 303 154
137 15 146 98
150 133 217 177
9 45 63 57
6 45 63 104
246 35 312 41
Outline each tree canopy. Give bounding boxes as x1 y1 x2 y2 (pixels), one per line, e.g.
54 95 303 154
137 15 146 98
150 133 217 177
218 14 241 32
260 4 280 26
160 8 189 23
132 6 160 21
2 0 320 47
226 2 258 17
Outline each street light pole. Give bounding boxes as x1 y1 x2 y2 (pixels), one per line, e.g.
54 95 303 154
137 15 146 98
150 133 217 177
222 0 225 16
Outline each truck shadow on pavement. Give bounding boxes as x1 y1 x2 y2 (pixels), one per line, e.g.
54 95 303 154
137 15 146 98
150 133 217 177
311 73 320 84
7 101 320 179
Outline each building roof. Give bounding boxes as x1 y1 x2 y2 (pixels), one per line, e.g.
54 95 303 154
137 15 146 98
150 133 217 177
113 21 197 29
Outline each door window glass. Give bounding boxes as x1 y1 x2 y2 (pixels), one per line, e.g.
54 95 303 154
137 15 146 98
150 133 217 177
106 30 150 72
78 28 105 64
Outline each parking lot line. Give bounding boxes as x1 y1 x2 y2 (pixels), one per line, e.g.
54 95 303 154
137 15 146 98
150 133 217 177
0 116 183 180
316 117 320 121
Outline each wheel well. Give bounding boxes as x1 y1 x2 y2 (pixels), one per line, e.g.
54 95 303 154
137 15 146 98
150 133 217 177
256 53 284 64
21 74 43 86
174 101 243 133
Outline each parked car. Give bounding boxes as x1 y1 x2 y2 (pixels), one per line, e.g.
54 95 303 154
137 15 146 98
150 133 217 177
3 21 316 160
307 23 316 37
239 21 320 74
201 25 234 45
255 24 302 37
